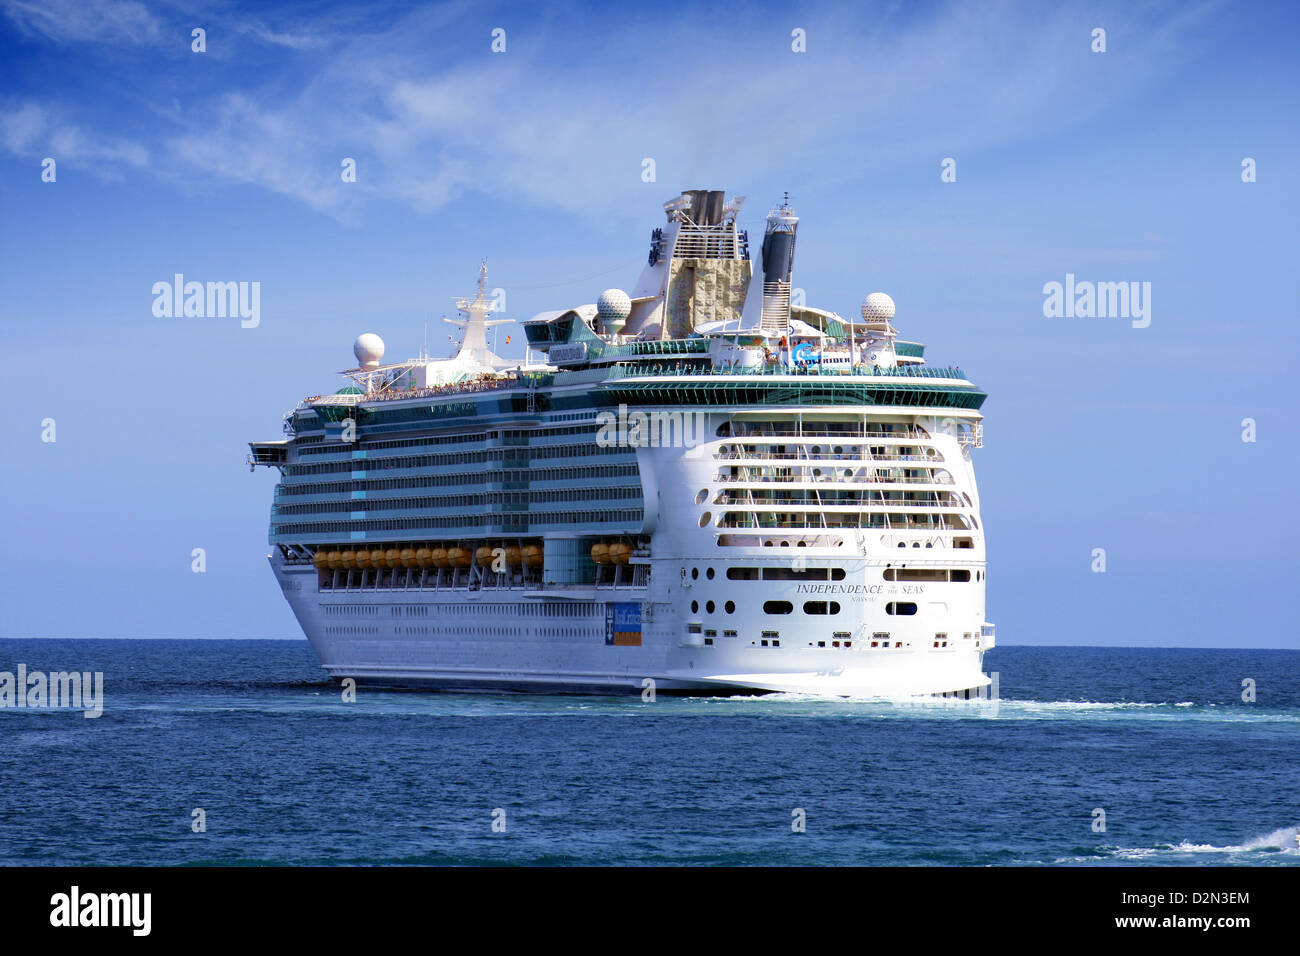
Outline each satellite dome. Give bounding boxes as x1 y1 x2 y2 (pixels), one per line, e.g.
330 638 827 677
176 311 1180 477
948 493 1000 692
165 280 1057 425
596 289 631 335
861 293 896 324
597 289 632 321
353 333 385 369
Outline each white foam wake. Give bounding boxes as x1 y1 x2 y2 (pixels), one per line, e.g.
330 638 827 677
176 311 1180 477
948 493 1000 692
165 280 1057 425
1117 827 1300 859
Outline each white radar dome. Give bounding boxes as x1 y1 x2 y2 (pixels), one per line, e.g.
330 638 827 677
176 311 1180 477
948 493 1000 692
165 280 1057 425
597 289 632 322
353 333 385 369
861 292 896 324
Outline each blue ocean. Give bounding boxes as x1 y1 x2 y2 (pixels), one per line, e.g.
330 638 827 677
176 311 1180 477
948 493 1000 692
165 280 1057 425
1 640 1296 866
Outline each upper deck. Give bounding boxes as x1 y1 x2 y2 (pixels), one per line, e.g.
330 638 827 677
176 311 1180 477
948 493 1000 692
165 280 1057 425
280 351 985 440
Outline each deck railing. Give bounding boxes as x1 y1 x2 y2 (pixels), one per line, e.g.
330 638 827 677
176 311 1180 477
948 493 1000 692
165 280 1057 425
605 362 966 380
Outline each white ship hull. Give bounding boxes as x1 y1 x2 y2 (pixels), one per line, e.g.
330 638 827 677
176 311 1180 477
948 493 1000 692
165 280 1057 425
273 408 995 700
276 559 992 697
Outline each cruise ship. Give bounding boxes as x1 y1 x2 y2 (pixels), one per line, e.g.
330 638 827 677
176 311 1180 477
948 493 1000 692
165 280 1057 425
249 189 995 697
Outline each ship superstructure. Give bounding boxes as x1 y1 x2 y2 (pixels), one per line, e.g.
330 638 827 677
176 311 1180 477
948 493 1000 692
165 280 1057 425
250 189 995 697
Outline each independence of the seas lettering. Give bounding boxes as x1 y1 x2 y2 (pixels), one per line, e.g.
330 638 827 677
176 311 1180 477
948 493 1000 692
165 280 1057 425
794 584 927 595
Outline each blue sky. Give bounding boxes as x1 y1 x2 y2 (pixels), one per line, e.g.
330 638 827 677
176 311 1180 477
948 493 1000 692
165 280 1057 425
1 0 1296 647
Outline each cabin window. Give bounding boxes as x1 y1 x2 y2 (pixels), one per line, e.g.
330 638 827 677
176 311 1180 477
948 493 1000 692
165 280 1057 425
803 602 841 615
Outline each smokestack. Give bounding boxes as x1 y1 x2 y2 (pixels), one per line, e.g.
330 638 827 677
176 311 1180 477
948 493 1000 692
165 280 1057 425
704 190 725 226
757 193 799 331
683 189 707 223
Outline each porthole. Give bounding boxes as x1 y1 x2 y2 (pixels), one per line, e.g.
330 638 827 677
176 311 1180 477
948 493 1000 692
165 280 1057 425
886 602 918 616
725 600 735 613
763 601 794 615
695 489 709 505
706 601 715 614
706 567 715 580
699 512 712 528
691 600 699 613
691 567 699 580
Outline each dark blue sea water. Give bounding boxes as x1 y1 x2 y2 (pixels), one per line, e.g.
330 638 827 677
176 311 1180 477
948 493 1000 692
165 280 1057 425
0 640 1296 866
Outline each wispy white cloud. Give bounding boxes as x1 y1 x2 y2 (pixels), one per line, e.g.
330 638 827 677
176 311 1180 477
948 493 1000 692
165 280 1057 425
2 0 334 51
239 19 328 50
2 0 160 45
167 92 354 212
1 0 1222 218
0 100 149 172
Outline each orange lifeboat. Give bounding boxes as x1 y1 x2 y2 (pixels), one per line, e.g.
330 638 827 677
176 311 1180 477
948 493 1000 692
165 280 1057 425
505 546 522 567
475 545 497 568
449 547 472 568
431 547 449 568
384 548 401 569
312 551 329 570
590 543 610 565
522 545 543 568
327 550 345 571
340 550 358 570
355 549 372 569
608 542 631 565
400 547 417 568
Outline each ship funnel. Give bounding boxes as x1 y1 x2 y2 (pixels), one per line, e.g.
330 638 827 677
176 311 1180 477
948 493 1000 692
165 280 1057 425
757 193 799 331
673 188 729 226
